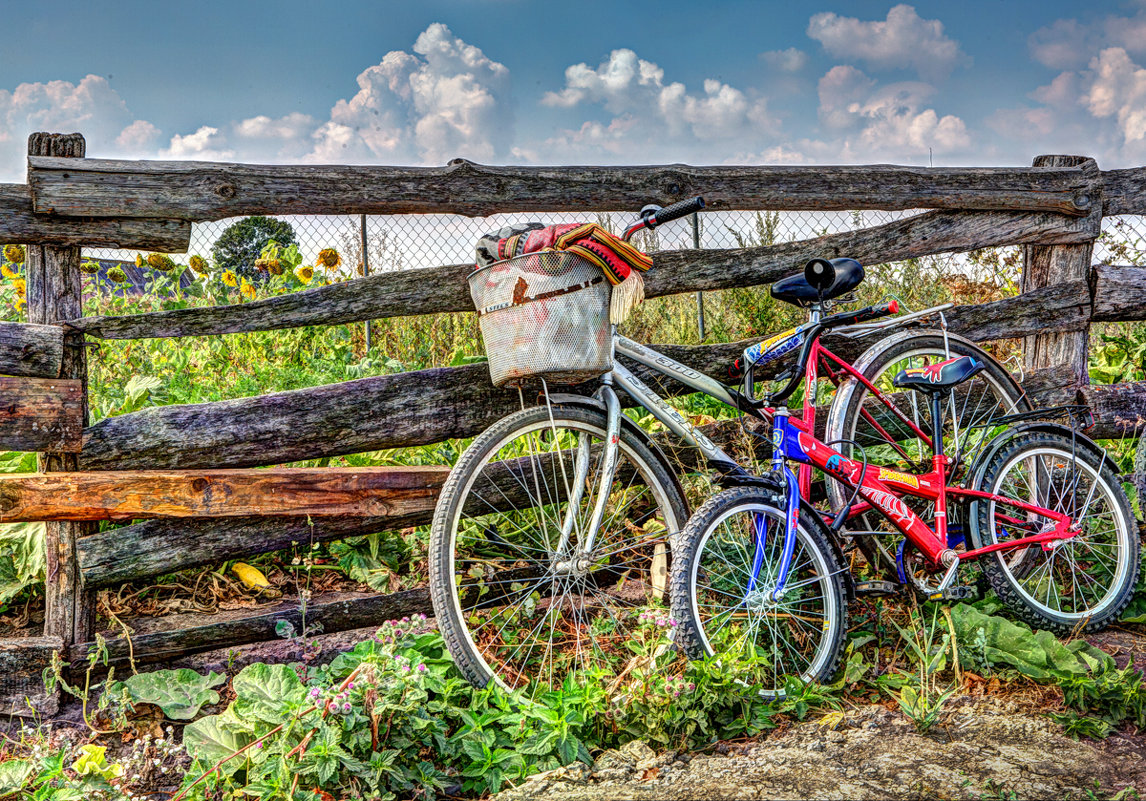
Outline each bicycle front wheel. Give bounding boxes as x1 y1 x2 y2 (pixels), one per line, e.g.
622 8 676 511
671 488 849 698
429 404 688 693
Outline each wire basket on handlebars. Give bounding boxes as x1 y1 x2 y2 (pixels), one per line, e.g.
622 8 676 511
468 250 613 388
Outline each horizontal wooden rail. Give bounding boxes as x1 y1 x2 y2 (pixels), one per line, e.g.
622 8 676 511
0 321 63 378
1092 264 1146 321
0 184 190 250
1100 166 1146 215
27 157 1100 221
70 590 432 667
68 207 1100 340
0 376 83 452
0 467 449 522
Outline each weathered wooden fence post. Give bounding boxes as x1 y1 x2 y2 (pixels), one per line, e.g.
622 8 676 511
1021 154 1099 384
25 131 96 648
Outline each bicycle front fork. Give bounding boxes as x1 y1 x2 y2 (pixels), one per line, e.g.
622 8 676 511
553 379 623 559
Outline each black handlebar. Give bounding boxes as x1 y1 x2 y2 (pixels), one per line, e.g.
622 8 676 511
645 196 705 228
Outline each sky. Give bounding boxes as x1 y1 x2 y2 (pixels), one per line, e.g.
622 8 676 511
2 0 1146 182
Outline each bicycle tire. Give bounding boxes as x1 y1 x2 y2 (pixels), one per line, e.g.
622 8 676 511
971 430 1139 634
429 404 688 692
670 487 849 698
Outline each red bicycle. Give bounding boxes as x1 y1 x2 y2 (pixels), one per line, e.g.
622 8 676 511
672 259 1140 695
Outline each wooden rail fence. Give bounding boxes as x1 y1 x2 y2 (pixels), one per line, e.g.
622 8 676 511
1 132 1144 716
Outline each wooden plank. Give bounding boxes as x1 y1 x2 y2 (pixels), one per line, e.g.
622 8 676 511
78 445 633 587
0 466 448 522
68 206 1099 340
69 590 432 667
26 132 96 648
1080 380 1146 439
81 514 426 589
0 376 83 452
28 157 1099 221
936 281 1093 341
0 321 64 378
0 636 62 717
77 361 1081 589
1091 264 1146 322
0 184 191 250
1101 166 1146 215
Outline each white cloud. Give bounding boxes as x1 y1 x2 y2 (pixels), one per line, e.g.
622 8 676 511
161 125 234 160
116 119 160 150
807 4 969 81
760 48 808 73
1029 9 1146 70
539 48 775 160
818 65 877 129
237 112 316 140
0 74 157 179
815 66 968 159
1082 48 1146 145
988 47 1146 166
309 23 511 164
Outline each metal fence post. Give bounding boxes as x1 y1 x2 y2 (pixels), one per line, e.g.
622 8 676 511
692 213 705 341
360 213 372 351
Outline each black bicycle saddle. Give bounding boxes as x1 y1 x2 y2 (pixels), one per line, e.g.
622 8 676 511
770 258 864 306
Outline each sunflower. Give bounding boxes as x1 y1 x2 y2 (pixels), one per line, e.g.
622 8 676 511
317 248 341 271
222 270 238 288
12 278 25 295
240 279 256 301
135 254 145 269
80 260 101 275
0 263 18 280
107 268 128 284
147 253 176 272
3 244 25 265
296 265 315 284
189 255 209 275
255 257 284 276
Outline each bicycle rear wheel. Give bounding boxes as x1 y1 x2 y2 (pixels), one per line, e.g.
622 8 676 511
971 430 1139 634
430 404 688 693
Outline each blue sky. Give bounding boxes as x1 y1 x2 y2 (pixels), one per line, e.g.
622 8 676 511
2 0 1145 180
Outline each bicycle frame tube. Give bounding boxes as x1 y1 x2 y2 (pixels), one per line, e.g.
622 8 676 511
773 415 1076 564
609 359 738 468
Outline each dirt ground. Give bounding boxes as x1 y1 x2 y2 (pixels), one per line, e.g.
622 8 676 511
497 700 1145 801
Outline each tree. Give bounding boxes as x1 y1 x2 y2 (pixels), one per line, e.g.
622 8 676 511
211 216 297 280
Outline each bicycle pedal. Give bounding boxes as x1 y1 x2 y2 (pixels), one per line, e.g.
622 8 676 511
927 585 975 601
854 580 901 597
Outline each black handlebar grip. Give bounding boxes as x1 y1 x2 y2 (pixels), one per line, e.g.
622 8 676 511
649 196 705 228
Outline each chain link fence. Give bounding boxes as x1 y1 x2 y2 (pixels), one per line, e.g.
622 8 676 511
82 208 1146 288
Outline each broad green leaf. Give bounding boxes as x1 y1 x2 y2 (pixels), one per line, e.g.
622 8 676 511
183 715 255 777
0 759 34 794
110 668 225 720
